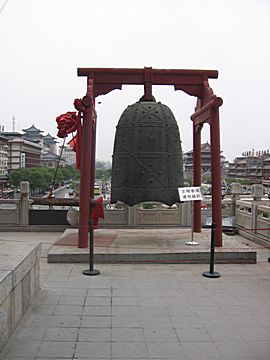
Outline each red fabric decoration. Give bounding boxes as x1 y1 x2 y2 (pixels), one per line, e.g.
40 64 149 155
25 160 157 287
56 108 83 169
74 98 87 112
90 197 104 229
56 112 78 138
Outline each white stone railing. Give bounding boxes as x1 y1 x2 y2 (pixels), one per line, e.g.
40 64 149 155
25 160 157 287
0 181 270 246
235 199 270 246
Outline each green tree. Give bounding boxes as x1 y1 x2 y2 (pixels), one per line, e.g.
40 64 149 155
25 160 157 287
10 168 31 187
9 165 80 193
95 168 111 181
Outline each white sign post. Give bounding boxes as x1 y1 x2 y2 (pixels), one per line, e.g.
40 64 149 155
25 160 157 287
178 186 203 246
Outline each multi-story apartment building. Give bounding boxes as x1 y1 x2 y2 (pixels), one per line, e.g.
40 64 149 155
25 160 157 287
62 146 76 166
2 124 61 172
41 151 65 168
7 138 42 171
228 152 270 185
262 156 270 186
0 134 8 189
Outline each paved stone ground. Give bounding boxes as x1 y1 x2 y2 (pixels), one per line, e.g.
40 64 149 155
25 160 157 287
0 231 270 359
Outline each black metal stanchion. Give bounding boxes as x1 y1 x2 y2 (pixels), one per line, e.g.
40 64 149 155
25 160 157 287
203 223 220 278
83 219 100 276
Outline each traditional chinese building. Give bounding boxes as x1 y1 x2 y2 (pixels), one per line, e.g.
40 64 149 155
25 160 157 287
184 142 226 180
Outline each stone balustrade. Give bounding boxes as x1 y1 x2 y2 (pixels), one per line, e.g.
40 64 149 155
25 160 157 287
0 182 270 245
0 241 41 351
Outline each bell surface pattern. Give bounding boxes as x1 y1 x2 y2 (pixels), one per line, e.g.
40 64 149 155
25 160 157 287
111 99 184 206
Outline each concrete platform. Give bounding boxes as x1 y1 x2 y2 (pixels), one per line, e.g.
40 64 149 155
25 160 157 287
47 228 257 264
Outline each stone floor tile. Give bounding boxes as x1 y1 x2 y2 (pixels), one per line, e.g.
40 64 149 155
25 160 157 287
219 305 250 315
32 293 60 305
229 315 263 328
85 296 111 305
182 341 221 359
50 315 81 328
83 305 111 316
112 288 137 297
35 358 72 360
112 296 139 306
212 295 242 306
171 315 203 328
142 315 173 328
237 327 270 341
31 304 56 315
43 281 67 289
112 305 140 316
112 315 142 328
54 304 84 315
112 328 144 342
112 342 148 358
5 340 41 358
15 326 47 340
214 340 256 358
80 316 112 328
62 288 88 297
175 327 212 342
139 296 168 306
140 304 169 316
198 314 233 328
65 281 91 289
248 341 270 357
75 342 111 358
146 341 185 359
187 295 217 306
44 327 79 342
87 288 112 297
206 327 244 342
23 314 54 327
59 295 85 305
37 341 76 358
166 304 195 317
78 328 111 342
87 279 112 289
144 328 179 342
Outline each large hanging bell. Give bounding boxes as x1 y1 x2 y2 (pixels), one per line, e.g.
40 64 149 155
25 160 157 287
111 98 184 206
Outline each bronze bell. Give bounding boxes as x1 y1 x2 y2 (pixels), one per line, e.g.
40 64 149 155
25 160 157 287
111 97 184 206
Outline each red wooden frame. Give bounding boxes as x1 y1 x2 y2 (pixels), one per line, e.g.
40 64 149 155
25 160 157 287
77 67 223 248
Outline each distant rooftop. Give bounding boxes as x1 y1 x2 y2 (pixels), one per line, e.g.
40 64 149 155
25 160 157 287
22 124 44 134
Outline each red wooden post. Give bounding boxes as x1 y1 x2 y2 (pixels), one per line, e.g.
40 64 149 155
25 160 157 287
90 102 97 200
210 106 222 246
78 79 94 248
193 123 202 232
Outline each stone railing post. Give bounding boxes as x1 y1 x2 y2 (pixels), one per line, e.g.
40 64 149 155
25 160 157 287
231 182 241 216
251 184 263 235
19 181 30 225
128 204 137 226
74 181 80 198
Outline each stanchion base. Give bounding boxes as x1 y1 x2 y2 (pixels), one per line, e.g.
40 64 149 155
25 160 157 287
185 241 199 246
83 269 100 276
203 271 220 278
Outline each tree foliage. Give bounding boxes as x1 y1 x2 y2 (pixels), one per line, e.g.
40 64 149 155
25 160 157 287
9 165 80 193
95 168 111 181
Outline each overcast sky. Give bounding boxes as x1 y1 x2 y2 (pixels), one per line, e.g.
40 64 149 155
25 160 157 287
1 0 269 162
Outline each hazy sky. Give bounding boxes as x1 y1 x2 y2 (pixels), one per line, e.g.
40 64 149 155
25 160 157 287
1 0 269 162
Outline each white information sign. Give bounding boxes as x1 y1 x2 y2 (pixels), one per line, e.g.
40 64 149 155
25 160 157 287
178 186 203 202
